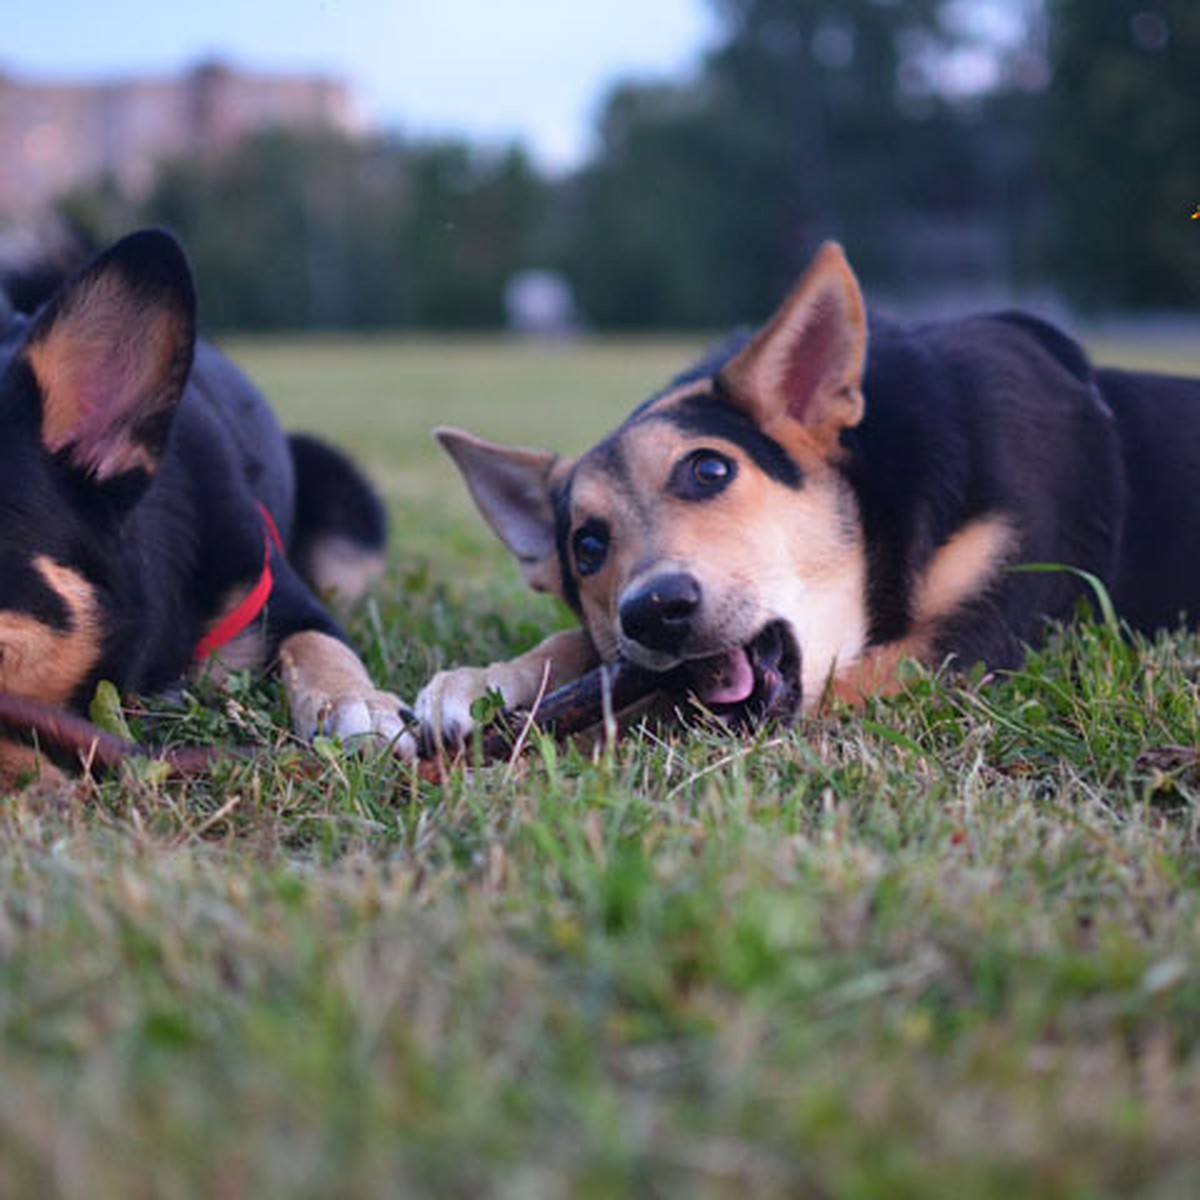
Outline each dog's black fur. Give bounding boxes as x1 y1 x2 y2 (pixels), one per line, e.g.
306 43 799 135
655 309 1200 667
1 229 406 781
841 310 1200 668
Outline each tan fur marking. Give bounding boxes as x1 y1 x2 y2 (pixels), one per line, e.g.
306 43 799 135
0 557 102 704
191 577 273 681
302 537 386 604
195 630 269 681
912 515 1018 625
278 630 409 748
823 514 1017 709
634 379 709 419
0 741 69 792
821 635 934 711
26 272 185 478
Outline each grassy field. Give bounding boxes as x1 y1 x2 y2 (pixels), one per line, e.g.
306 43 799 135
2 332 1200 1197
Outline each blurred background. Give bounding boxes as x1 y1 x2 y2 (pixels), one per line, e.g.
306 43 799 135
2 0 1197 333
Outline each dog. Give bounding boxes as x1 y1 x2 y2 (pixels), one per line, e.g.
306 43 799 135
415 241 1200 746
0 228 411 785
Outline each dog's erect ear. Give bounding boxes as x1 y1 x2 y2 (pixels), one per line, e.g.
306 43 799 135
20 229 196 483
434 427 568 597
718 241 866 455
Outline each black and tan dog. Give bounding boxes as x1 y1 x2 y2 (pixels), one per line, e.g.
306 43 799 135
0 229 410 785
416 242 1200 744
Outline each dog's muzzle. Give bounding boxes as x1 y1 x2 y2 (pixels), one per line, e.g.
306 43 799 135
617 572 802 724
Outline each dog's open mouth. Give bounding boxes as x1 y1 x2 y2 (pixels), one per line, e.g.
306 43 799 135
666 620 801 727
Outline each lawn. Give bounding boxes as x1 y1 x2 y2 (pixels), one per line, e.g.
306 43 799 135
2 331 1199 1198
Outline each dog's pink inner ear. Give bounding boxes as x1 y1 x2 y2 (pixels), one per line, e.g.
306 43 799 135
773 295 846 421
25 272 192 482
434 427 567 598
720 242 867 452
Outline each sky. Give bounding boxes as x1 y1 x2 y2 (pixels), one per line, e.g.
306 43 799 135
2 0 719 171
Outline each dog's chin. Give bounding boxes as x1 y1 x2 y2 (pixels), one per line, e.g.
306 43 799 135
631 621 802 729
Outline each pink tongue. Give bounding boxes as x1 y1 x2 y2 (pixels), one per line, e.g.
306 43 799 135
695 648 756 705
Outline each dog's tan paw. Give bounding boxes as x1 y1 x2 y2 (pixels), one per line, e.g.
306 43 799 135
415 631 601 753
279 631 415 757
413 666 493 750
1 741 70 792
296 686 415 752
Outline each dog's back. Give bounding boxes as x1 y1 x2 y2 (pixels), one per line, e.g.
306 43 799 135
165 341 387 605
1097 366 1200 633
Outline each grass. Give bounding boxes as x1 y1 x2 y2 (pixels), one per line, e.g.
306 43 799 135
3 331 1200 1197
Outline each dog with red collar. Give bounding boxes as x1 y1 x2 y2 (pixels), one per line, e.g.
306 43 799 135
0 229 410 785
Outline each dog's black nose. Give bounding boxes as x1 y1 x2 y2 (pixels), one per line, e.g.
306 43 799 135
619 572 701 653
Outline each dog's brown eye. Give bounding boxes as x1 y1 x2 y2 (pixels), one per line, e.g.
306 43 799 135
671 450 736 499
572 520 609 576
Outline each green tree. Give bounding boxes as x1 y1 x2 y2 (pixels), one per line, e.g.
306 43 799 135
565 82 781 328
143 130 382 329
1043 1 1200 307
568 0 1032 327
65 129 552 331
392 141 550 327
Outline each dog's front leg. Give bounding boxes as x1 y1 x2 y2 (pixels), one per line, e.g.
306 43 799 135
279 631 415 755
0 741 70 792
819 632 935 711
414 627 599 750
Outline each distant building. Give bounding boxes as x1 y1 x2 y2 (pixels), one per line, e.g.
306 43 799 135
0 60 364 219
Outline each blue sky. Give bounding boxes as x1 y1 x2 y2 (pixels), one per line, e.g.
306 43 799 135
3 0 718 170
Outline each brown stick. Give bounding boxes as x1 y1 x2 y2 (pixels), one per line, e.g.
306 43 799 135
472 660 663 762
1 661 667 787
0 691 246 779
414 660 663 782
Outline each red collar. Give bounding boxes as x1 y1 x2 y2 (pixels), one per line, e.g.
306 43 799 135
194 503 285 661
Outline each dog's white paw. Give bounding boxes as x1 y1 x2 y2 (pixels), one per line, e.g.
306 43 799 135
279 631 416 758
413 666 493 751
297 687 417 758
414 632 599 753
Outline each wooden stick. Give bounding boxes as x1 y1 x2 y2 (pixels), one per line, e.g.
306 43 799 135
0 691 246 779
1 660 666 787
415 661 663 783
473 660 663 761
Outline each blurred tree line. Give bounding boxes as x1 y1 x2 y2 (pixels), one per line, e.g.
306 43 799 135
63 0 1200 329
